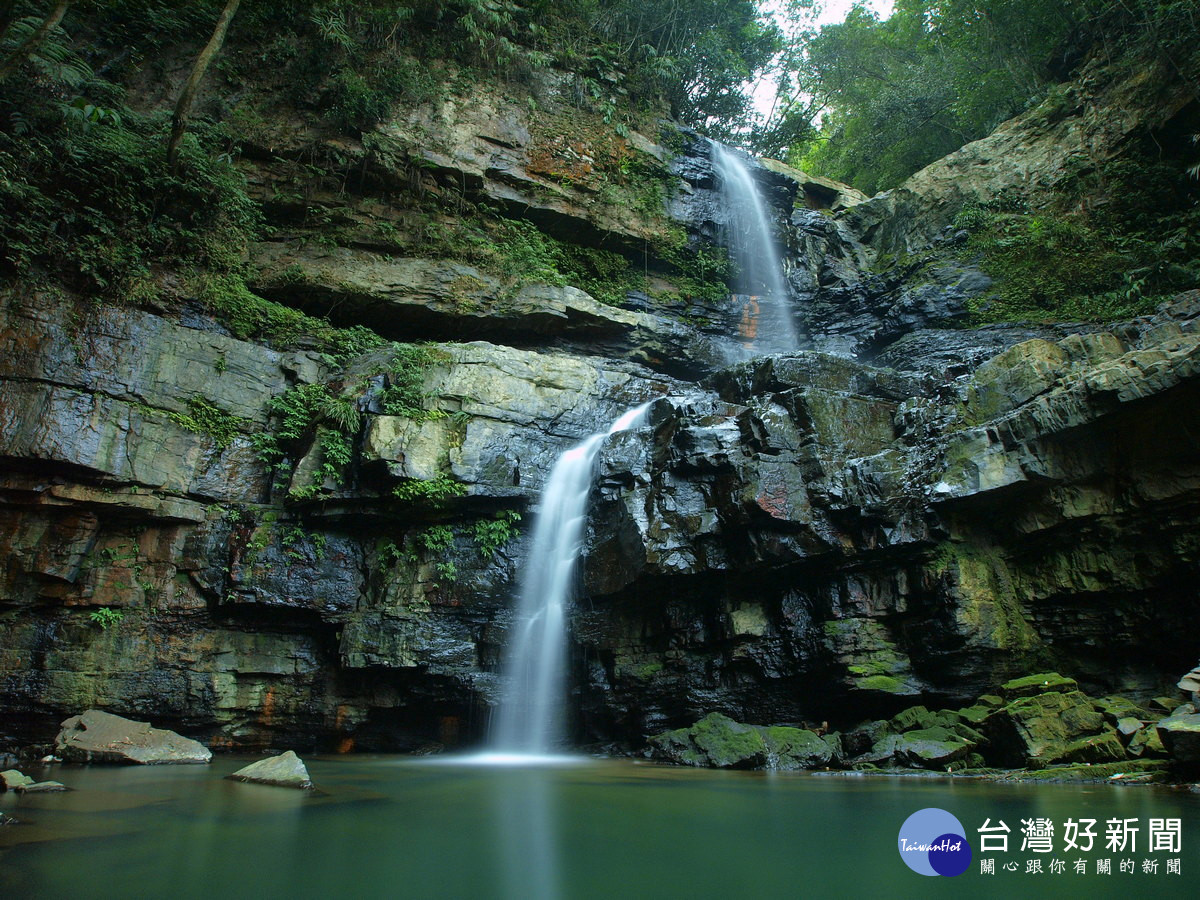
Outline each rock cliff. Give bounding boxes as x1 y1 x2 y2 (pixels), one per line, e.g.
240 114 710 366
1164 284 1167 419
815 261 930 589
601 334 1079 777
1 26 1197 756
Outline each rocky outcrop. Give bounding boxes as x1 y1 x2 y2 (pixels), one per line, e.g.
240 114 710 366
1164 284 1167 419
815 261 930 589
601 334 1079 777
844 51 1200 254
647 712 838 770
0 23 1197 761
3 279 1197 753
227 750 313 789
250 244 722 378
54 710 211 764
650 673 1178 775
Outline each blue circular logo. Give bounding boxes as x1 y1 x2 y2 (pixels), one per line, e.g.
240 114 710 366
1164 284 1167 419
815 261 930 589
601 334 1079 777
897 808 972 877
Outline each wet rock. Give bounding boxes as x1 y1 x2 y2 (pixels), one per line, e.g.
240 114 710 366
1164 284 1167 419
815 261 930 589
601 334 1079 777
890 706 937 732
0 812 18 826
1115 717 1144 742
18 781 69 793
1095 696 1144 726
1155 712 1200 764
0 769 34 791
1178 663 1200 705
227 751 313 789
1127 726 1167 759
54 710 211 765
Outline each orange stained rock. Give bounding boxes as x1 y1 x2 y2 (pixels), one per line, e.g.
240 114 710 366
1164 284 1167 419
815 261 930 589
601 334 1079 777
737 294 761 341
260 684 276 725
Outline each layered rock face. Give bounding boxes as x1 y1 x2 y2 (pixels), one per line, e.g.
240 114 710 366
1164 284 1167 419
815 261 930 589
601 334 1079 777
1 48 1197 755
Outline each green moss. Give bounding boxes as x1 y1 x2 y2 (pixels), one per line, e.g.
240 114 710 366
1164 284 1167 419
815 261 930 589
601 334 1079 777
1001 672 1078 699
196 272 386 360
635 662 664 680
960 210 1196 324
931 542 1040 653
858 675 908 694
689 713 767 768
166 397 247 450
1011 759 1170 783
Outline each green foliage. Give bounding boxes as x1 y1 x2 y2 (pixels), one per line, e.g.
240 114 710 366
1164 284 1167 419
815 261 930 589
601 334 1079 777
962 209 1198 323
167 397 247 449
418 525 455 554
788 0 1200 193
196 273 386 359
281 525 327 561
791 0 1080 192
381 343 448 418
0 11 260 290
377 540 408 567
471 509 522 559
254 381 364 498
391 475 466 504
89 607 125 630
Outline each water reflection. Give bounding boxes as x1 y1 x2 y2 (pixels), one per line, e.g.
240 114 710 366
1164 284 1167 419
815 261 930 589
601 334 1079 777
493 767 561 900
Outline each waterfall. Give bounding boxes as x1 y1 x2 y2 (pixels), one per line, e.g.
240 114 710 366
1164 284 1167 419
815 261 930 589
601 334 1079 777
711 142 800 356
489 402 653 757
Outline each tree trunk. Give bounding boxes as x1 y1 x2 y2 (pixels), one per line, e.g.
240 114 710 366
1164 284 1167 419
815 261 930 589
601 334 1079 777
0 0 73 82
166 0 241 171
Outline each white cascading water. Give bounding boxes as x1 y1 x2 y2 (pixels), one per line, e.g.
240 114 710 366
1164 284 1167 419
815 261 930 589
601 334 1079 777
711 142 800 356
488 402 653 758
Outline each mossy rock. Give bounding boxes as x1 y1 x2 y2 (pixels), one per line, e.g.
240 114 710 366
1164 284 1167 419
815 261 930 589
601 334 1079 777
895 727 974 769
855 734 902 767
1114 717 1144 742
687 713 768 768
1062 730 1126 764
1149 696 1188 715
984 690 1104 767
1128 725 1167 759
1001 672 1078 700
1014 759 1171 783
648 713 837 771
957 704 993 725
977 694 1004 709
1094 695 1143 725
839 719 892 758
763 726 839 769
1155 711 1200 764
950 722 987 744
890 705 936 733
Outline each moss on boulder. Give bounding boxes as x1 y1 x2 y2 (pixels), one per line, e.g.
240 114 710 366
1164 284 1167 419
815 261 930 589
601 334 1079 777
984 690 1104 767
647 713 838 770
1000 672 1078 699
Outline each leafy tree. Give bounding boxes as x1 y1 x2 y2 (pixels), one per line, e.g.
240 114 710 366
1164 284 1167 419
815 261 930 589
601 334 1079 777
0 0 74 81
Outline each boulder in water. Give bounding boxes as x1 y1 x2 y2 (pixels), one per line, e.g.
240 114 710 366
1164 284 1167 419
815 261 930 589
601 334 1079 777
18 781 69 793
226 751 313 789
54 710 211 765
0 769 34 790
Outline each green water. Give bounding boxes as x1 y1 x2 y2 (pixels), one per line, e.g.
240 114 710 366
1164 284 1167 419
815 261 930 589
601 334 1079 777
1 757 1197 899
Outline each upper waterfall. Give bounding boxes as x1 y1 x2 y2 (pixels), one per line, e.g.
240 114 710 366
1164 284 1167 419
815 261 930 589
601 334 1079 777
711 143 800 357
